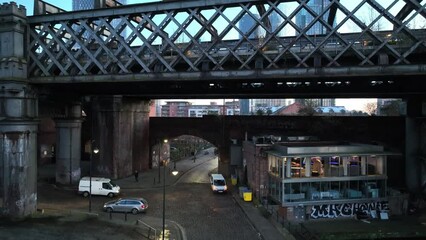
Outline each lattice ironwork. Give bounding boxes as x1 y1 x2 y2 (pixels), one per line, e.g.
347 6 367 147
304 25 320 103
27 0 426 77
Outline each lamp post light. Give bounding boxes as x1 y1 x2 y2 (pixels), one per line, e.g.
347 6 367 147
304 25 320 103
157 140 161 183
158 139 169 183
89 144 99 212
161 139 177 240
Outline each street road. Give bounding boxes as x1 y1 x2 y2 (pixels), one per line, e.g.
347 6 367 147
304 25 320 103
30 150 259 240
125 154 259 240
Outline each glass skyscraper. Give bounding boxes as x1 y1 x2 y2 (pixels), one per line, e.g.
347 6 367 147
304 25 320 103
239 14 262 39
72 0 95 10
296 0 334 35
72 0 128 39
72 0 127 10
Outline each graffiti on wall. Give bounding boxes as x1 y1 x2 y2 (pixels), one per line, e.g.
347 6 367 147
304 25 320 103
310 201 389 219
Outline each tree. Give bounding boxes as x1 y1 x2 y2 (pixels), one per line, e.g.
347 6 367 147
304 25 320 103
365 102 377 116
298 99 316 116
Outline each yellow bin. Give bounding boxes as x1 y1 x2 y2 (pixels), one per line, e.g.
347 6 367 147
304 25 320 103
243 191 252 202
231 177 237 185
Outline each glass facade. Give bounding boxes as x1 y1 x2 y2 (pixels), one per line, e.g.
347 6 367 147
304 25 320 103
267 143 390 207
239 14 262 39
239 99 250 115
72 0 127 10
72 0 95 10
295 0 335 35
72 0 128 39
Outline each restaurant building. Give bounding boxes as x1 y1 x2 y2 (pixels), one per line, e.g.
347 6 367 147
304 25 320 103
243 138 399 220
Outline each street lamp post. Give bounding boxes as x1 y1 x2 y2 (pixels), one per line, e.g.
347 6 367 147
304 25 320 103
161 139 178 240
89 142 99 212
158 140 161 183
162 157 166 240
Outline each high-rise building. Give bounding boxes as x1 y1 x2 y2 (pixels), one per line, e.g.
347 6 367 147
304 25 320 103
72 0 127 39
72 0 95 10
296 0 334 35
240 99 250 115
269 9 285 37
72 0 127 10
161 101 191 117
239 14 263 39
259 99 288 107
296 98 335 107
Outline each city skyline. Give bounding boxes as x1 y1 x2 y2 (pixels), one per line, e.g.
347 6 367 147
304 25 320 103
159 98 377 112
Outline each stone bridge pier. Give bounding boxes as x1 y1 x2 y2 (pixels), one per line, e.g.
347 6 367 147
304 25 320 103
54 102 83 185
0 3 38 218
90 96 150 179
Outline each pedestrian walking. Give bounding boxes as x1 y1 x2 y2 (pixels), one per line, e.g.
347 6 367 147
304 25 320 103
134 170 139 182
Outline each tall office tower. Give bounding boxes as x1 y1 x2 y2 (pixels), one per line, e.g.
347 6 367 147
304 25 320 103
239 14 262 39
72 0 95 10
296 0 334 35
269 10 283 36
72 0 128 39
72 0 127 10
295 1 336 107
240 99 250 115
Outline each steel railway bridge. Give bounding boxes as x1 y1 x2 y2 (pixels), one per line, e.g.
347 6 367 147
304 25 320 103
0 0 426 217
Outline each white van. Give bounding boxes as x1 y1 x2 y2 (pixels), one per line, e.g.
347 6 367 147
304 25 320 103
210 174 227 193
78 177 120 198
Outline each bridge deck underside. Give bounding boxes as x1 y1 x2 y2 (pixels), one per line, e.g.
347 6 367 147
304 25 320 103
27 0 426 97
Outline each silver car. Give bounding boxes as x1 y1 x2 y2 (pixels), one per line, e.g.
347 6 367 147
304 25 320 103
103 198 148 214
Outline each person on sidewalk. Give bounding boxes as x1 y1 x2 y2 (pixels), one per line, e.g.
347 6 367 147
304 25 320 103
134 170 139 182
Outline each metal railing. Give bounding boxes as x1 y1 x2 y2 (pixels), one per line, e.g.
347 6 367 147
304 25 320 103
136 219 157 240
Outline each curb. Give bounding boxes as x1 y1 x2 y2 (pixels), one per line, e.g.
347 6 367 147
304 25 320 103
231 193 264 240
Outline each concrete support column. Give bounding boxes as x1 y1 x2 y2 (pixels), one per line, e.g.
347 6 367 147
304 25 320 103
55 114 82 185
0 3 39 218
304 157 311 177
342 157 349 176
92 96 150 179
405 98 423 192
361 156 367 175
286 158 291 178
0 122 38 217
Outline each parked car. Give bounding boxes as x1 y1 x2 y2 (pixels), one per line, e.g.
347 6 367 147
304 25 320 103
78 177 120 198
103 198 148 214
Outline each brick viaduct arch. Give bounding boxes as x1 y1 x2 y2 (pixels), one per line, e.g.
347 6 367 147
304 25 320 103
150 116 406 181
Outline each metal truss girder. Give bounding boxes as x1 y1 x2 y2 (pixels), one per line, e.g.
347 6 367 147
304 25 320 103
27 0 426 78
30 64 426 99
396 0 426 23
34 0 66 15
327 0 338 32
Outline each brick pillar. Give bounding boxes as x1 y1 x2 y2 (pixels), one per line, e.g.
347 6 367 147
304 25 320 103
404 97 424 192
92 96 150 179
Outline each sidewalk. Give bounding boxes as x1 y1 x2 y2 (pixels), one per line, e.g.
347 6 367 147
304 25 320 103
232 192 295 240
